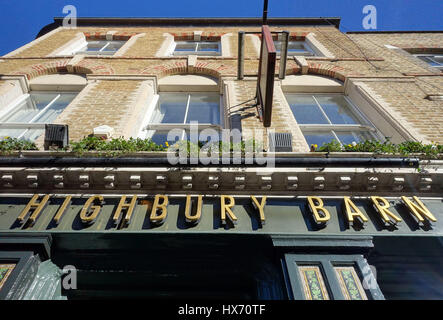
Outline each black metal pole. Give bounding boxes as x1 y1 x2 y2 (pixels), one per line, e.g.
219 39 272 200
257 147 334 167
279 31 290 79
238 31 245 80
263 0 269 25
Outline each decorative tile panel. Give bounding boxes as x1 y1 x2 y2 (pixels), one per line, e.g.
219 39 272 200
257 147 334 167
334 266 368 300
298 266 330 300
0 264 15 290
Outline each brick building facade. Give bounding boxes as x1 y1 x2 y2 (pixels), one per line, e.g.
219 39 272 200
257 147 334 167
0 18 442 300
0 18 441 149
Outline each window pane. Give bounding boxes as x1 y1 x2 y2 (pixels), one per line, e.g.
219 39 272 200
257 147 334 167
417 55 443 67
149 130 183 146
102 41 125 52
0 97 39 123
175 43 197 52
1 93 62 123
287 42 305 50
153 94 188 124
315 95 360 125
288 42 312 56
0 128 24 139
31 93 77 123
20 129 45 142
84 41 104 52
275 41 313 56
186 94 220 124
286 95 328 124
150 129 219 145
433 55 443 64
198 43 219 52
335 130 374 145
303 131 337 147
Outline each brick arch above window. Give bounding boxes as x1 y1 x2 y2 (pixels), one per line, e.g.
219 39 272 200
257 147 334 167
73 59 115 75
285 60 362 82
83 31 139 41
169 32 227 42
12 60 71 80
307 62 363 82
139 60 235 79
12 59 115 80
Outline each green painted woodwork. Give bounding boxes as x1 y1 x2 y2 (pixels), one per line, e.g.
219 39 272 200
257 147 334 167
0 196 441 236
284 254 384 300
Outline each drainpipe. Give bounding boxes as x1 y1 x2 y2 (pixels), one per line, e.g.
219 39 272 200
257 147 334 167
238 31 245 80
278 31 290 79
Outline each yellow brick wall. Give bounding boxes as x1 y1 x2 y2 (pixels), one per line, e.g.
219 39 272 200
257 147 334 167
54 80 143 141
0 25 442 148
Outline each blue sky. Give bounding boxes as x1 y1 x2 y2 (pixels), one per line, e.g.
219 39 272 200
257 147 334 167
0 0 442 56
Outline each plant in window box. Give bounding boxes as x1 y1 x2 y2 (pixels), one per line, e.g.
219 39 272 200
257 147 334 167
315 138 443 159
0 137 38 155
67 136 166 156
172 140 200 159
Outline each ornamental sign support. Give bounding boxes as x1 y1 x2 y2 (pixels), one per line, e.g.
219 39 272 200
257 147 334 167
256 25 276 127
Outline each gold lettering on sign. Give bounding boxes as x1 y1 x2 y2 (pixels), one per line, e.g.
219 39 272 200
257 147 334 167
401 196 437 223
251 196 267 224
53 196 72 225
17 194 50 226
80 196 104 224
370 196 402 224
343 196 368 224
184 195 202 223
150 195 168 224
307 196 330 223
220 195 238 224
113 196 138 226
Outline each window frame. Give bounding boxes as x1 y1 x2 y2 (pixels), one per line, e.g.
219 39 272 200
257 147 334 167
283 254 384 300
413 53 443 70
141 91 224 143
274 40 316 57
73 40 126 56
285 93 384 146
0 90 79 141
172 41 221 56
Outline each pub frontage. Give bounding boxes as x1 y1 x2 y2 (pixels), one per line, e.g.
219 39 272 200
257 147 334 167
0 157 442 300
0 16 442 300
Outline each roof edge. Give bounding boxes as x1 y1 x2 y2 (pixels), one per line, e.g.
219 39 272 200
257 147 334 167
36 17 341 38
347 30 443 34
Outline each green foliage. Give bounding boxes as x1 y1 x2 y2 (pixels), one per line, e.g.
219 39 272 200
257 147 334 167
172 139 264 157
65 136 263 157
313 139 443 158
0 137 38 154
66 136 166 156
